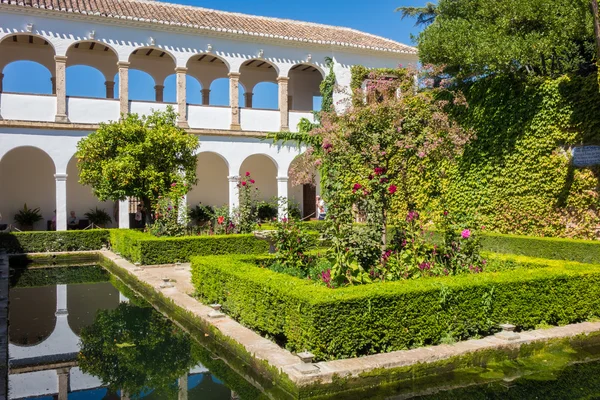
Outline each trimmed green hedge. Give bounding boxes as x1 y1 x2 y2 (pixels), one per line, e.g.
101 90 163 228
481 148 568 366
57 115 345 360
10 265 110 287
192 253 600 361
110 229 269 265
0 230 110 254
479 232 600 264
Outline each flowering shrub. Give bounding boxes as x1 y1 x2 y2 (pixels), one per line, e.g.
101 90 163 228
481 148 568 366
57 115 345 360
147 180 189 237
272 218 313 271
233 172 259 234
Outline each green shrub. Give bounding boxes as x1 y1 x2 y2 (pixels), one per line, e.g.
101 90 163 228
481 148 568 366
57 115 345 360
192 253 600 361
0 230 110 254
10 265 110 287
110 229 269 265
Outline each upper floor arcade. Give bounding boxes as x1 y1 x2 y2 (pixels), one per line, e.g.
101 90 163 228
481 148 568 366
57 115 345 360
0 0 417 134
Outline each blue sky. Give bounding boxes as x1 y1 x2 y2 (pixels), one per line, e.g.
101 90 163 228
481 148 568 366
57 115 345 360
3 0 425 109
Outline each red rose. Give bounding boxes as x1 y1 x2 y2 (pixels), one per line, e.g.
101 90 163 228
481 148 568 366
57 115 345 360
245 171 250 176
250 179 255 184
241 181 247 186
388 185 397 194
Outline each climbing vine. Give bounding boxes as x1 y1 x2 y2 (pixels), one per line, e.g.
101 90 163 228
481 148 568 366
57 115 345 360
319 57 336 113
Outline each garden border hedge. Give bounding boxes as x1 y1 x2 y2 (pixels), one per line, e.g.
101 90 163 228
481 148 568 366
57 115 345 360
0 229 110 254
192 253 600 361
109 229 270 265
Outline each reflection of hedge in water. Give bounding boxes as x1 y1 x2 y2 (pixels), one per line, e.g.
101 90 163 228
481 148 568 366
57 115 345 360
9 265 109 287
416 360 600 400
78 302 196 397
0 229 109 253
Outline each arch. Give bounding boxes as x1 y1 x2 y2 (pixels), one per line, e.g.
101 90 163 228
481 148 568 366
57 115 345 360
65 40 119 79
288 63 325 112
119 69 156 102
128 47 176 103
208 77 246 107
9 286 56 346
0 146 56 230
287 153 317 218
241 58 280 76
240 59 279 110
239 154 278 202
2 61 53 95
66 155 116 228
251 82 278 110
187 151 229 211
0 33 56 50
185 53 231 72
288 62 326 79
66 65 107 98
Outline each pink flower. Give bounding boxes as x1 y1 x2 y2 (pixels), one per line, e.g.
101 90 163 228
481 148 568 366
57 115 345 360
170 182 177 187
241 181 247 186
245 172 250 177
352 183 362 193
374 167 385 175
217 216 225 225
461 229 471 239
250 179 255 184
388 185 397 194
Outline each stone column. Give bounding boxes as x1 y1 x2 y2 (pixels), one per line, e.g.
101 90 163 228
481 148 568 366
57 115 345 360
50 77 56 95
117 61 130 116
176 67 189 128
227 175 239 215
201 88 211 105
277 176 289 219
154 85 164 102
243 92 253 108
228 72 241 130
178 374 188 400
54 173 68 231
277 77 289 131
57 367 70 400
54 55 68 123
105 81 115 99
119 199 130 229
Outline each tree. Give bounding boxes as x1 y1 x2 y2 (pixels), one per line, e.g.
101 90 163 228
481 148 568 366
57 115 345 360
395 2 438 27
417 0 595 81
78 302 196 397
76 107 199 224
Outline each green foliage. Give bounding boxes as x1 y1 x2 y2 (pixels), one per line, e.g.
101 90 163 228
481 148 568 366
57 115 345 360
9 265 109 288
188 203 215 225
272 218 314 271
78 302 195 396
147 180 189 237
319 57 336 113
109 229 269 265
395 2 438 26
13 203 43 229
257 201 278 222
84 207 112 227
441 73 600 238
417 0 595 80
234 172 259 233
76 107 199 222
0 230 109 254
192 252 600 360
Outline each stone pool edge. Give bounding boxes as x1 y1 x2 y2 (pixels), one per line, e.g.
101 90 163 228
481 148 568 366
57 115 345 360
94 251 600 384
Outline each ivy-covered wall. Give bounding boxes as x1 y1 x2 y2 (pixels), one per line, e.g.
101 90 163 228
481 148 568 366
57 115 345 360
443 74 600 238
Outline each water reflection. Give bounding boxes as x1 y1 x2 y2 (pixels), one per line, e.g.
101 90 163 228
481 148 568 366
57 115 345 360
8 269 233 400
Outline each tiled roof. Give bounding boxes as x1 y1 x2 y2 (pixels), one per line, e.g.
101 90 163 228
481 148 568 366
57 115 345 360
1 0 417 54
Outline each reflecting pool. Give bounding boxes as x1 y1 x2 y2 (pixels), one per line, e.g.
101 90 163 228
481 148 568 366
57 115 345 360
8 265 236 400
7 264 600 400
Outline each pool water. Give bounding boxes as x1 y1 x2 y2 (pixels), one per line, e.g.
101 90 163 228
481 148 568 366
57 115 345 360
7 264 600 400
8 265 236 400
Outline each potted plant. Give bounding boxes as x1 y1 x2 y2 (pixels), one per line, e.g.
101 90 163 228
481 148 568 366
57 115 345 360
14 203 43 231
84 207 112 228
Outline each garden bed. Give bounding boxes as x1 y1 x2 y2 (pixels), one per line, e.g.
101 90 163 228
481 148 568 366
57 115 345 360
192 252 600 361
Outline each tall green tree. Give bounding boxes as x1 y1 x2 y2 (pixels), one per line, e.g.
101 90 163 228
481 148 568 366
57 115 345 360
76 107 199 223
417 0 595 81
396 2 438 27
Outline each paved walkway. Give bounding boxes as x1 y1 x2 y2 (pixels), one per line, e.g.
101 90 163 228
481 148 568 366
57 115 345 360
100 250 600 387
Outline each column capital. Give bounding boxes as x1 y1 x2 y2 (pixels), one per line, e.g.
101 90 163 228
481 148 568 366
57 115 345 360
105 80 115 86
201 88 211 94
54 55 68 63
227 175 239 182
154 84 165 89
228 72 241 79
117 61 130 68
175 66 188 73
54 173 68 181
276 176 289 183
276 76 290 83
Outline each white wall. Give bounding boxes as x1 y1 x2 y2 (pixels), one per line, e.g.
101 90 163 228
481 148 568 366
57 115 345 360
239 154 277 202
240 108 279 132
187 105 230 130
129 101 171 116
0 146 56 230
66 157 116 227
67 97 119 123
187 152 229 208
289 111 314 133
1 93 56 122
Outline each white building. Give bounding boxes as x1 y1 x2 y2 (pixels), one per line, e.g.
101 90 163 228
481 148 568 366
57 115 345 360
0 0 417 231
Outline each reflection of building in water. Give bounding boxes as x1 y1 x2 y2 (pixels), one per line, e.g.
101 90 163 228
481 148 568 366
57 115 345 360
8 283 228 400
